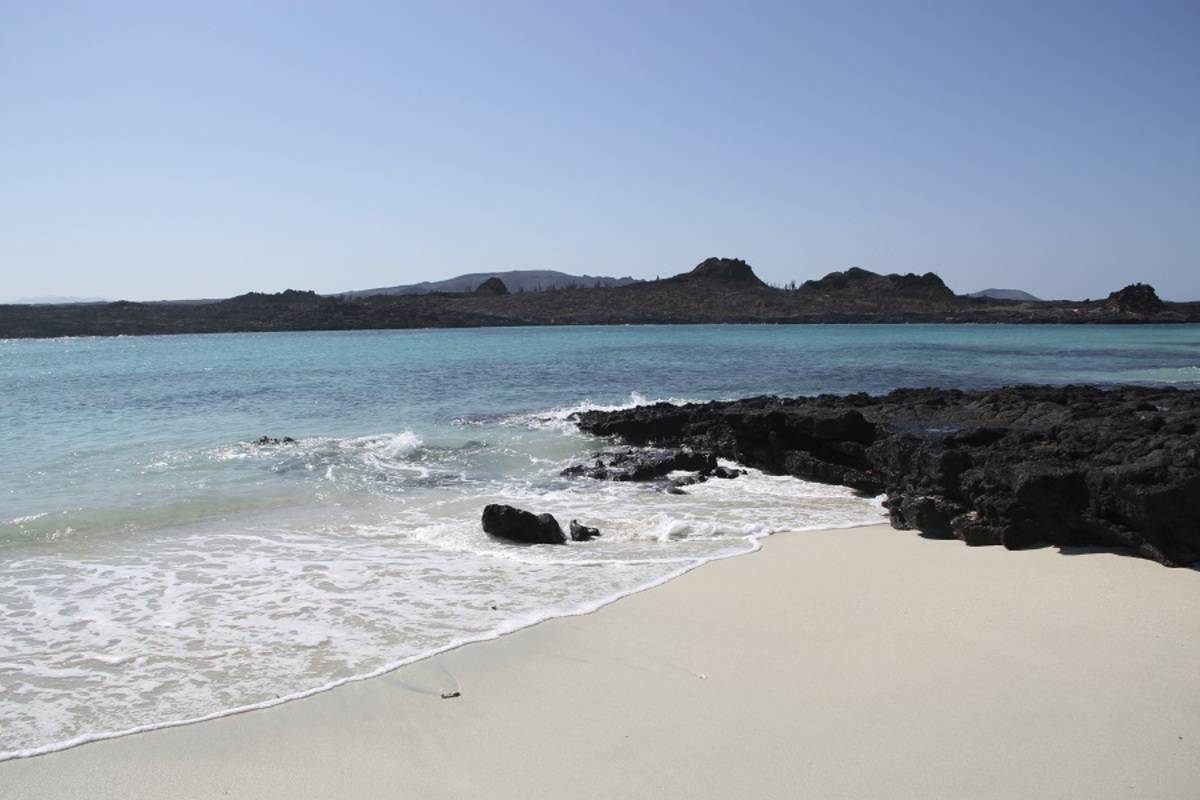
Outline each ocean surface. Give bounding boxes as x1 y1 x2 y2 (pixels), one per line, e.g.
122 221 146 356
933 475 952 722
2 323 1198 759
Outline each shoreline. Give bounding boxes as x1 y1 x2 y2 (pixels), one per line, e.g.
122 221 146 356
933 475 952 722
0 515 878 764
3 524 1198 798
0 526 765 764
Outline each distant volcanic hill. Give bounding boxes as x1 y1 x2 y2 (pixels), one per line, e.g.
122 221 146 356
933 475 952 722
9 295 109 305
801 267 956 301
969 288 1043 302
339 269 640 297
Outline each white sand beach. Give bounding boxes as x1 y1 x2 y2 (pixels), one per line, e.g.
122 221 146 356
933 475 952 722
2 524 1198 799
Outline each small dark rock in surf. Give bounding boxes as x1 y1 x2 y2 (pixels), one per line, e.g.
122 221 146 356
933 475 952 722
482 504 566 545
568 520 601 541
254 436 296 446
711 465 745 479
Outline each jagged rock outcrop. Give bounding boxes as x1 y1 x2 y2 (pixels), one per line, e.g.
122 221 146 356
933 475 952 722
801 267 956 301
574 387 1200 566
668 257 767 287
561 448 745 493
1104 283 1164 314
562 449 718 482
223 289 323 308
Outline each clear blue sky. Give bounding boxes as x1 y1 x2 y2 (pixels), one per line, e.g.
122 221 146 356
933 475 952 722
2 1 1197 301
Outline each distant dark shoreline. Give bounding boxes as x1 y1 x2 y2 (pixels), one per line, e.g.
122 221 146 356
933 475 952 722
4 259 1197 339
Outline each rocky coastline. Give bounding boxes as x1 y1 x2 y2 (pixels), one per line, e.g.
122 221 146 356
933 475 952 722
4 259 1198 338
571 386 1200 567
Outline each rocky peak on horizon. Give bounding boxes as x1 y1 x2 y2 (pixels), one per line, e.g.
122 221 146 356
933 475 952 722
1104 283 1164 313
801 267 955 301
674 257 766 287
222 289 323 307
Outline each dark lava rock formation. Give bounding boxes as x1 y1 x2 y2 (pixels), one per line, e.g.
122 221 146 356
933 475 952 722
482 504 567 545
1104 283 1164 314
574 387 1200 566
562 448 743 493
562 449 718 481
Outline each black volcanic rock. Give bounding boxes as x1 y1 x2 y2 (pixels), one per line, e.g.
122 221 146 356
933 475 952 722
575 404 883 494
223 289 323 308
1104 283 1164 314
474 277 510 296
569 520 601 541
574 387 1200 566
481 504 566 545
561 449 719 482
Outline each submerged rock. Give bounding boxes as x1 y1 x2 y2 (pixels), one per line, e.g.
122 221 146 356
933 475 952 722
254 436 296 446
481 504 566 545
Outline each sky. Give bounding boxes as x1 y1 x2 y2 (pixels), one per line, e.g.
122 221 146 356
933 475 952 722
1 1 1198 302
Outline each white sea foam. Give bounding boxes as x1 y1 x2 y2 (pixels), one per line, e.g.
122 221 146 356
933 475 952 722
1150 365 1200 384
503 391 699 433
0 547 738 762
1102 364 1200 386
359 430 424 459
5 513 47 526
0 416 883 763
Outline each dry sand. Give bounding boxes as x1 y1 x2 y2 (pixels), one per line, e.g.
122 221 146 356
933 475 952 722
2 524 1198 799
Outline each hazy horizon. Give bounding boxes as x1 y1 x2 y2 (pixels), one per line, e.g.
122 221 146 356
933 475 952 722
3 1 1197 302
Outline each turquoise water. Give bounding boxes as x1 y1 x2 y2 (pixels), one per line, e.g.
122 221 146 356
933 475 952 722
1 324 1198 758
